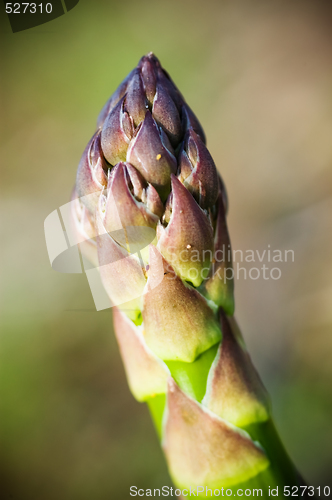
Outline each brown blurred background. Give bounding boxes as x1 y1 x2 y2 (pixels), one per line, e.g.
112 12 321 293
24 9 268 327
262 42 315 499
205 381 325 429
1 0 332 498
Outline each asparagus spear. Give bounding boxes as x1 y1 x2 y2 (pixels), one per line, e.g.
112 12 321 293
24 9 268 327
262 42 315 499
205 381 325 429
72 53 306 496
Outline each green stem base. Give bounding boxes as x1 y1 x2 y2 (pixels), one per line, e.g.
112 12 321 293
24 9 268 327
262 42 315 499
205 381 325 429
146 346 304 497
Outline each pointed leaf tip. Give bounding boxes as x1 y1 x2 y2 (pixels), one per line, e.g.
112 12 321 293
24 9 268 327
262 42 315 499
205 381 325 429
126 111 176 200
103 163 160 250
125 69 147 127
152 83 182 147
158 175 214 287
101 96 133 166
180 129 219 209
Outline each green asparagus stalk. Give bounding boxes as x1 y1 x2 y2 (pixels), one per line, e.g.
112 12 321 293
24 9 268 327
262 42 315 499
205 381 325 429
71 53 307 496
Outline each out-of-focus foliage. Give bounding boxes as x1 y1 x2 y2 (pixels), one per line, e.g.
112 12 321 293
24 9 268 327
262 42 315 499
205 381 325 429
1 0 332 498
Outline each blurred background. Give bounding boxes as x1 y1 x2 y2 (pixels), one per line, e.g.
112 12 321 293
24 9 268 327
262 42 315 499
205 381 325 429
1 0 332 498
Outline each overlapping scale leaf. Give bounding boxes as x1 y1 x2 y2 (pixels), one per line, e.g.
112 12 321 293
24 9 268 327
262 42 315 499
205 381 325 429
142 246 221 362
178 129 218 209
102 162 162 252
158 175 214 287
95 214 146 320
113 307 170 401
163 379 269 490
201 184 234 314
202 311 270 427
76 130 108 212
101 96 134 165
126 111 177 201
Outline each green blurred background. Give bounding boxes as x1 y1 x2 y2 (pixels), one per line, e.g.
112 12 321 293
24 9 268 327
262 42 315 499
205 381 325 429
1 0 332 498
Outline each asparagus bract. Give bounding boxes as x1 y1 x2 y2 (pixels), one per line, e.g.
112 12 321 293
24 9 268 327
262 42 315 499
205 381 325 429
71 53 306 496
